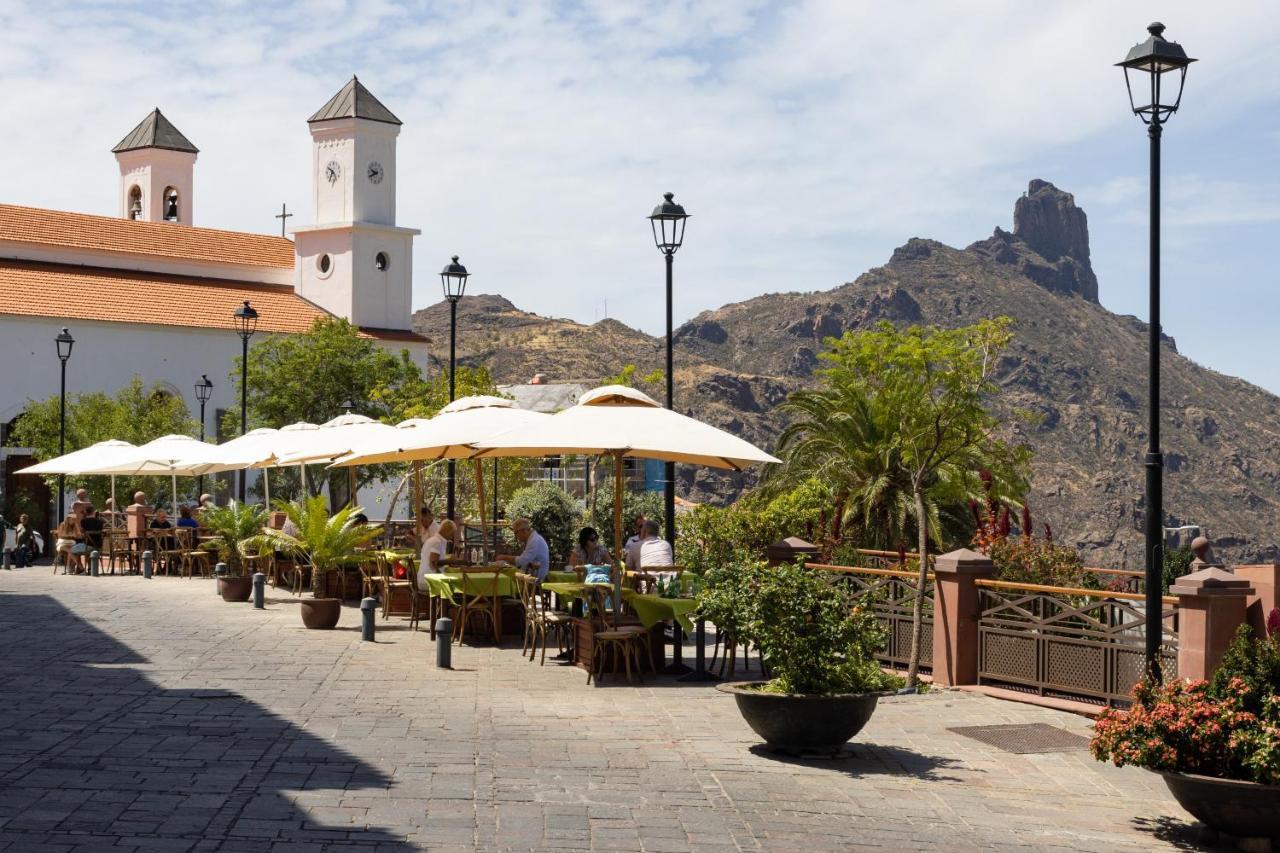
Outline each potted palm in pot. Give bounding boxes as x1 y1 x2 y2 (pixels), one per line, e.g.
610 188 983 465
1091 624 1280 842
266 496 380 629
200 500 267 602
710 558 902 755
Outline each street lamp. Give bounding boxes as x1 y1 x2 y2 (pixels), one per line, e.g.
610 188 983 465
194 374 214 497
647 192 689 549
54 327 75 524
440 255 469 522
1118 21 1195 681
232 300 258 503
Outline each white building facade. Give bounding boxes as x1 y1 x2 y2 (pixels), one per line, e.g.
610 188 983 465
0 77 432 522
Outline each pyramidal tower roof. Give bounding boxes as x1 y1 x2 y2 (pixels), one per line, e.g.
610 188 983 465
112 108 199 154
308 76 402 126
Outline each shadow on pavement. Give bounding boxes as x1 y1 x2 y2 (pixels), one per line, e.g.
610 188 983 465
0 592 414 851
1130 815 1231 851
748 742 967 782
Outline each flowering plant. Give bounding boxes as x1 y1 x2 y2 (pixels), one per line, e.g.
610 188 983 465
1091 626 1280 785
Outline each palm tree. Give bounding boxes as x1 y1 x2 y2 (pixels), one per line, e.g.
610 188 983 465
265 496 380 597
199 500 267 576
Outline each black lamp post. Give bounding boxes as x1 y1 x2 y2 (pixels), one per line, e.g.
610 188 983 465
647 192 689 549
55 327 75 524
232 300 258 503
194 374 214 497
440 255 469 523
1118 22 1195 680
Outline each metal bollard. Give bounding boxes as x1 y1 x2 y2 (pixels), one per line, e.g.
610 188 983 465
435 618 453 668
141 550 153 579
4 548 12 570
360 597 377 642
89 551 100 577
214 562 227 595
253 572 266 609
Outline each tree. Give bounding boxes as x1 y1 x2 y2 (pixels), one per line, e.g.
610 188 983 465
778 319 1028 686
10 376 197 509
227 317 430 500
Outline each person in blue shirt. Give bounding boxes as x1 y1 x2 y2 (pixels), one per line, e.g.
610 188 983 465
498 517 550 582
176 505 200 530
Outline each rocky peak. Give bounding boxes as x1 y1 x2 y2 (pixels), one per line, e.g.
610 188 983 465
968 180 1099 303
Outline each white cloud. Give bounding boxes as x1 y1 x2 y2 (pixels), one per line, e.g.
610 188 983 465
0 0 1277 350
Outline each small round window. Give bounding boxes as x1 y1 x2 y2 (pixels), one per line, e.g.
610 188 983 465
374 252 389 271
317 254 332 274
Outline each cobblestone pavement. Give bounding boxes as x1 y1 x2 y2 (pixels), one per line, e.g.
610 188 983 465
0 568 1209 852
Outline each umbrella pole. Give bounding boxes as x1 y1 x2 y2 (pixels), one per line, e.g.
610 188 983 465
412 461 424 552
171 474 177 512
474 459 487 563
613 452 623 629
111 476 117 527
299 464 307 498
263 467 271 508
348 467 358 509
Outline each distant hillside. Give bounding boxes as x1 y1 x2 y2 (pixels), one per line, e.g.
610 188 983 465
414 181 1280 564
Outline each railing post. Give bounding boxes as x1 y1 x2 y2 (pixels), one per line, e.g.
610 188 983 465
1233 562 1280 637
1170 563 1253 681
931 548 995 687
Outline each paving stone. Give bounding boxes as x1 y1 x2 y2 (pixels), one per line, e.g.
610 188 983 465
0 568 1202 851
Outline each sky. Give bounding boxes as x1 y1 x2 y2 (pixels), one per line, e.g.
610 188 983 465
2 1 1279 391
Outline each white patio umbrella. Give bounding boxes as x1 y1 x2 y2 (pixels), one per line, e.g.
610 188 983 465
16 440 139 520
472 384 780 571
182 428 281 505
329 396 550 549
256 422 323 498
78 434 223 510
270 414 397 508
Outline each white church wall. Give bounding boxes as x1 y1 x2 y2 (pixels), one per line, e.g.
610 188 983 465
293 227 355 323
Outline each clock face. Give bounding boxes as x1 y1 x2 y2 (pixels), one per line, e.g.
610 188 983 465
367 161 384 184
324 160 341 185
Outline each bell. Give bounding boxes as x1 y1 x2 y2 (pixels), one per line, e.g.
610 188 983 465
164 195 178 220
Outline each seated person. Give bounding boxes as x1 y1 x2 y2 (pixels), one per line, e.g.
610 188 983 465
497 518 550 582
568 526 611 568
80 508 106 554
636 519 674 568
418 519 458 587
176 505 200 530
54 513 85 572
623 515 647 570
71 488 92 519
418 506 440 540
13 513 36 568
350 512 369 527
149 509 176 551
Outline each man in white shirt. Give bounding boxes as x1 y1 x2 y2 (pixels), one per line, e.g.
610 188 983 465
624 514 648 570
419 519 456 587
418 506 440 540
637 519 674 568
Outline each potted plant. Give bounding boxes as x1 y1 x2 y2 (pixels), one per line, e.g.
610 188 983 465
710 558 902 755
200 500 267 603
1091 624 1280 841
266 496 380 629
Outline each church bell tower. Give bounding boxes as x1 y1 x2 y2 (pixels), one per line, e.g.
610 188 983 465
293 76 420 331
113 109 198 225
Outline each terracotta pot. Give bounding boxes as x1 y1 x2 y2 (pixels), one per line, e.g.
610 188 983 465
300 598 342 630
1160 771 1280 840
717 681 879 755
218 575 254 603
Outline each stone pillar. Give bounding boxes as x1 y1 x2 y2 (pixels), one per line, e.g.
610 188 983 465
931 548 995 687
1233 563 1280 637
765 537 819 567
1170 565 1254 682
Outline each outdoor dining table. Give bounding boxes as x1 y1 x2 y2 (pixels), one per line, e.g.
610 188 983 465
620 589 700 672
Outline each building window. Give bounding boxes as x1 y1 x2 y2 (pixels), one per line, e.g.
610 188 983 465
374 251 389 271
316 254 332 276
128 185 143 220
163 187 179 221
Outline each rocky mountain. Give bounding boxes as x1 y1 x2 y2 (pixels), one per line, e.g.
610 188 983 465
414 181 1280 564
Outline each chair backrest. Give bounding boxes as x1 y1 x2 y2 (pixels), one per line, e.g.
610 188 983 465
514 572 539 613
457 569 499 604
584 585 613 630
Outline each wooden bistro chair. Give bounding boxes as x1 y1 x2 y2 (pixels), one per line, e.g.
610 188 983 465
104 528 135 575
516 572 572 665
181 531 213 579
383 555 415 620
150 529 185 576
584 585 654 685
453 568 501 645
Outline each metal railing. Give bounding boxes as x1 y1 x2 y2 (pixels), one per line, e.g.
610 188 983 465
808 563 934 671
974 579 1178 706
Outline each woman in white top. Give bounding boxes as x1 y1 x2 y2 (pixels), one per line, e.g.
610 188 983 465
418 519 456 587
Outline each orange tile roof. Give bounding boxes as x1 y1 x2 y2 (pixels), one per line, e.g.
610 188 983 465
0 204 295 268
0 259 421 347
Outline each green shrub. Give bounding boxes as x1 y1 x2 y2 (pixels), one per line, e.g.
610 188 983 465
590 478 665 558
1211 624 1280 715
677 480 826 576
1163 545 1196 594
505 482 579 561
990 537 1087 587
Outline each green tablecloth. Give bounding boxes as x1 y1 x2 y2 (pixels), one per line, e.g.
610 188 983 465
621 590 698 633
423 571 519 598
544 570 581 585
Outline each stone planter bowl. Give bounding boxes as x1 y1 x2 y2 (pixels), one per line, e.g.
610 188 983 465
1161 771 1280 840
218 575 254 603
717 681 879 756
300 598 342 630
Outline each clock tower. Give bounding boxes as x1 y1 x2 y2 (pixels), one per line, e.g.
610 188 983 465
293 76 420 331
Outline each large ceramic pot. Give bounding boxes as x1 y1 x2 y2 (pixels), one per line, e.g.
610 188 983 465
1161 771 1280 840
717 681 879 755
218 575 254 603
300 598 342 630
